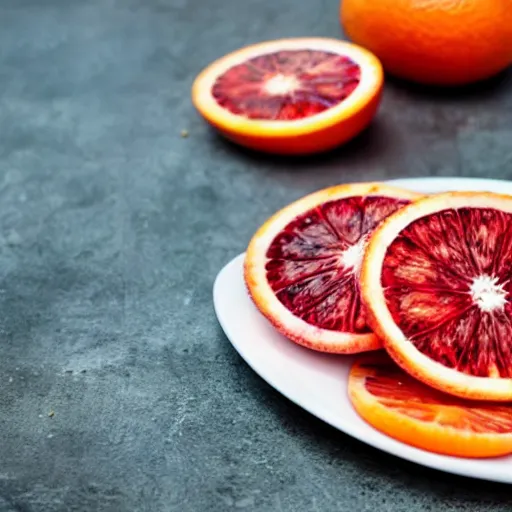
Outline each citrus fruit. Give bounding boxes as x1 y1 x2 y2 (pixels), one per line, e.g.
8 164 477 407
349 352 512 458
361 191 512 401
192 38 384 155
341 0 512 86
244 183 421 353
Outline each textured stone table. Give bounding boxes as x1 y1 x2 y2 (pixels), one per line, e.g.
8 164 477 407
0 0 511 511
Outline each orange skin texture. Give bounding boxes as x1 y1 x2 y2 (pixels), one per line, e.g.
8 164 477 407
341 0 512 86
349 353 512 458
207 86 382 155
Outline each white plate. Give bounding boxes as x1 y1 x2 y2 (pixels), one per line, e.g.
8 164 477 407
213 177 512 483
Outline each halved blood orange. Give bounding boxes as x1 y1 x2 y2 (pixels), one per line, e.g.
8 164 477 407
192 38 384 155
349 352 512 458
361 191 512 401
244 183 421 354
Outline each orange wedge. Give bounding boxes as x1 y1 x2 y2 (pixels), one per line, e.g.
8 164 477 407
192 38 384 154
244 182 421 354
349 353 512 458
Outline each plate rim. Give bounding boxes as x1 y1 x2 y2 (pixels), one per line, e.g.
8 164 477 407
213 176 512 484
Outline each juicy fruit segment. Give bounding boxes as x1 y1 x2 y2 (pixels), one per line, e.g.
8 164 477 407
264 195 410 334
212 50 361 120
382 207 512 378
349 353 512 457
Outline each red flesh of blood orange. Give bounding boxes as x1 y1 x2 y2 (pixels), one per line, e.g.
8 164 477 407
362 192 512 401
349 353 512 458
212 50 361 120
192 38 383 155
244 183 421 354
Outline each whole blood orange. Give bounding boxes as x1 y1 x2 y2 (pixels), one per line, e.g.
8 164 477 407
341 0 512 86
361 192 512 401
244 183 421 354
349 353 512 458
192 38 384 154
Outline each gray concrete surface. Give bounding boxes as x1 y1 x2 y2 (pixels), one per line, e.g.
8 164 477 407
0 0 511 510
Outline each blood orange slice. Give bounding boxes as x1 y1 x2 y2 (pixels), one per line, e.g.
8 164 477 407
192 38 383 155
361 191 512 401
349 352 512 458
244 183 421 354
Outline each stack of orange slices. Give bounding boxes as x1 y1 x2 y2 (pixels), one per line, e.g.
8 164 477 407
243 183 512 458
191 6 512 462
